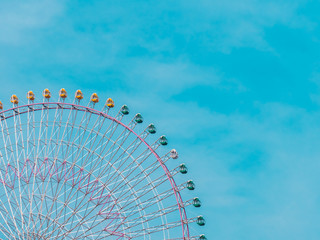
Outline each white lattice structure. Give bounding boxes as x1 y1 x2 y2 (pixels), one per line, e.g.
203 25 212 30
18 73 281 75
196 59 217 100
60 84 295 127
0 89 206 240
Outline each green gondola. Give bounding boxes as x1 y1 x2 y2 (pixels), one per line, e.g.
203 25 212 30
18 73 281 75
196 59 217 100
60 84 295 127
159 135 168 145
121 105 129 115
199 234 207 240
197 216 205 226
192 197 201 207
135 113 143 123
147 124 156 134
186 180 195 190
179 164 188 174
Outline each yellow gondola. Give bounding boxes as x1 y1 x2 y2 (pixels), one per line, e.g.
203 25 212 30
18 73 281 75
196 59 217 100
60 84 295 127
59 88 67 99
75 90 83 100
27 91 35 101
10 95 18 105
90 93 99 103
106 98 114 108
43 89 51 99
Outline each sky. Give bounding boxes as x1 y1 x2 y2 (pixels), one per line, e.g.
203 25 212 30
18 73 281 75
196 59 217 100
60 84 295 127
0 0 320 239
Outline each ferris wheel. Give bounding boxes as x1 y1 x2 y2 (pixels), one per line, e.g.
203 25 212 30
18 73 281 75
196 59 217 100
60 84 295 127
0 89 206 239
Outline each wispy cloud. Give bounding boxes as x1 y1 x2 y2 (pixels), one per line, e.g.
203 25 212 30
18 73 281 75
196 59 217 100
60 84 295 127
0 0 64 45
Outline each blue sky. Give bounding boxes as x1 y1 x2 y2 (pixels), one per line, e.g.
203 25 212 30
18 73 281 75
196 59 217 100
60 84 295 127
1 0 320 239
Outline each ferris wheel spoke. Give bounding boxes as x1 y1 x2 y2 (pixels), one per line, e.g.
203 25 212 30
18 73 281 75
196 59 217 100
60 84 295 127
90 133 149 191
44 200 91 239
101 117 136 163
70 115 108 174
53 185 91 238
99 165 151 235
66 117 136 179
0 113 26 238
129 219 183 238
0 191 19 238
0 220 16 239
60 190 124 238
89 137 169 236
34 105 78 234
61 197 126 240
36 178 71 237
43 187 97 239
38 168 92 237
47 127 137 199
104 148 159 203
28 104 52 237
26 104 41 235
25 105 34 237
116 181 181 222
121 202 185 231
81 125 133 184
48 152 146 238
38 110 102 236
51 182 100 231
58 210 113 239
59 114 108 184
19 109 48 238
93 133 144 183
33 211 74 238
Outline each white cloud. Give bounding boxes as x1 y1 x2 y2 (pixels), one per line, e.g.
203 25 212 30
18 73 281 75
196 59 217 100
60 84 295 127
0 0 64 45
172 0 314 52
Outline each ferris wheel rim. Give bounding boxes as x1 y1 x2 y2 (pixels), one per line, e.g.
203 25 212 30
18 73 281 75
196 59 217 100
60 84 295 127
0 101 190 239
